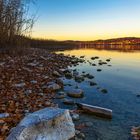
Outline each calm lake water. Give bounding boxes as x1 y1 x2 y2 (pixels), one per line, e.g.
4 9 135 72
56 48 140 140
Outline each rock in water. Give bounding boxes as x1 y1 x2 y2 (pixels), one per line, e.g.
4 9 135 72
67 89 84 98
7 108 75 140
76 103 112 119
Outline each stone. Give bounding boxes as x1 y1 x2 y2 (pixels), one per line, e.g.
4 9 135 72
14 83 26 88
92 63 96 66
61 69 71 74
7 108 75 140
30 80 37 84
65 72 73 79
97 69 102 72
56 93 66 99
137 94 140 97
27 63 38 67
55 95 66 99
0 113 9 119
67 89 84 98
71 113 80 121
83 74 94 79
91 56 99 60
73 71 79 77
45 101 51 106
85 122 93 127
100 89 108 93
38 93 44 96
80 56 85 58
75 76 84 83
24 90 32 95
78 133 85 139
106 59 111 62
63 99 75 105
76 103 112 119
89 81 97 86
53 71 61 77
48 83 62 91
75 130 81 135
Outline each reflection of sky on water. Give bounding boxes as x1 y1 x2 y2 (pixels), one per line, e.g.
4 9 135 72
56 49 140 140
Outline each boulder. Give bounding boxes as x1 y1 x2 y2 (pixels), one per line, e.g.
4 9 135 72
7 108 75 140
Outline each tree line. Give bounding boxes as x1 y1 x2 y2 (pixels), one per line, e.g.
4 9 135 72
0 0 34 48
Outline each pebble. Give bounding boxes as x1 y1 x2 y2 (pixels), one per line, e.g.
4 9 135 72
53 71 61 77
30 80 37 84
14 83 25 88
71 113 80 121
0 113 9 119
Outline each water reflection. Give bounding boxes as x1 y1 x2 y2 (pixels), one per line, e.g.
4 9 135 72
57 48 140 140
78 44 140 52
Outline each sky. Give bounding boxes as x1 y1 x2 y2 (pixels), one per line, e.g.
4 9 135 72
30 0 140 41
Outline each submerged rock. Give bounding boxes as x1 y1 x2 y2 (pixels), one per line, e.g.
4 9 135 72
137 93 140 97
65 72 73 79
89 81 97 86
76 103 112 119
7 108 75 140
67 89 84 98
97 69 102 72
63 99 75 105
83 74 94 79
74 76 84 83
100 89 108 94
56 92 66 99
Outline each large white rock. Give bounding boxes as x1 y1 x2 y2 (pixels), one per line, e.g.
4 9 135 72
7 108 75 140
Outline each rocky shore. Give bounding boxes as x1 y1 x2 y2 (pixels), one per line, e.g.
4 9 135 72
0 48 85 139
0 48 115 139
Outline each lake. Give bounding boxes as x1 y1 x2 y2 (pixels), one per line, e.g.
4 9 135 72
56 48 140 140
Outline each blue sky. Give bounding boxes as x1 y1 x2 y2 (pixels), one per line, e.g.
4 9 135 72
31 0 140 40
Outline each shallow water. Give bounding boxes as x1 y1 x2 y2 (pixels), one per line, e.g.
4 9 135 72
57 48 140 140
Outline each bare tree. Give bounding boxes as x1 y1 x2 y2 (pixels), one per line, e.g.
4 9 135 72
0 0 34 47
